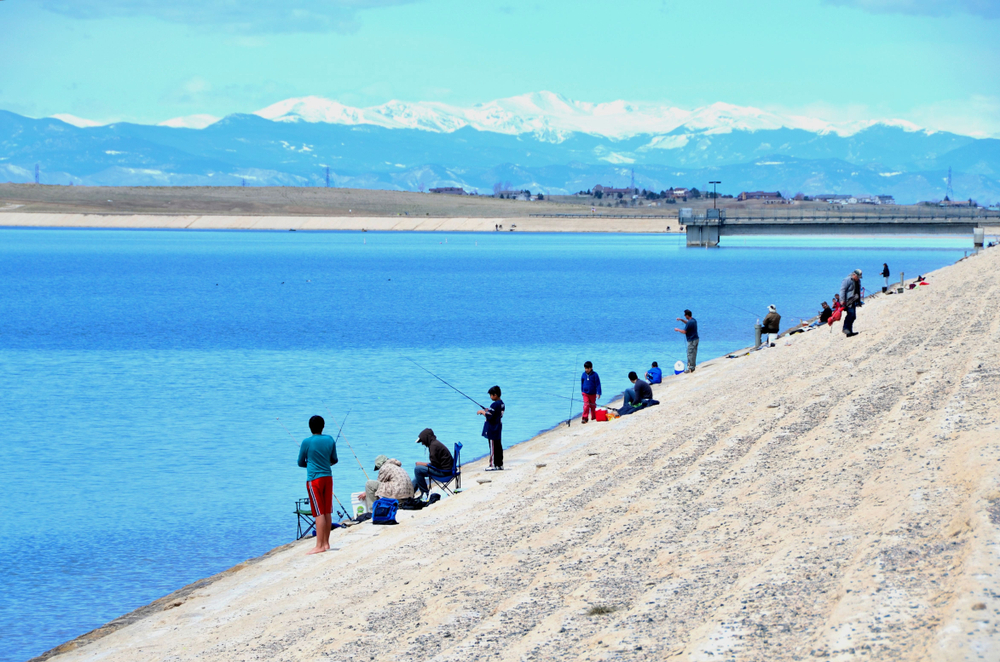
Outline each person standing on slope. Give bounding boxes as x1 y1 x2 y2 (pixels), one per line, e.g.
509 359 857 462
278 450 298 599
674 310 699 373
297 415 339 555
839 269 863 337
882 263 891 292
580 361 602 424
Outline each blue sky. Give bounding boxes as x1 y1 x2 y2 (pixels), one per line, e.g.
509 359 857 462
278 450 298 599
1 0 998 135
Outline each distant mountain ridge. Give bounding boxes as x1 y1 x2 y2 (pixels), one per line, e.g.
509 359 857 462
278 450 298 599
0 95 998 204
253 92 931 142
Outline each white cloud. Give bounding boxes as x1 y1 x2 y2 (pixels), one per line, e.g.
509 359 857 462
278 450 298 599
39 0 421 34
822 0 1000 18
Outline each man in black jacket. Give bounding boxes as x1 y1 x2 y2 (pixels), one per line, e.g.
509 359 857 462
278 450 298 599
412 428 454 498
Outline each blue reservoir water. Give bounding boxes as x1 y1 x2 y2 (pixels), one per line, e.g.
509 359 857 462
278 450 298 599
0 228 968 661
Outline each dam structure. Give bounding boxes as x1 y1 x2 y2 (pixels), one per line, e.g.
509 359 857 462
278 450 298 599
685 209 999 247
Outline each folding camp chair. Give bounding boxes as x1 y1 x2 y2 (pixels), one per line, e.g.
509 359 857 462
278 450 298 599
428 442 463 495
295 497 315 540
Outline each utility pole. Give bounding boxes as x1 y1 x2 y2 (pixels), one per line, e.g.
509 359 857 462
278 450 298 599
710 181 721 209
35 163 40 185
325 166 330 188
946 166 954 201
242 178 246 187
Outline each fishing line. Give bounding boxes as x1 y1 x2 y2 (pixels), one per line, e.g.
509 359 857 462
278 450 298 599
405 357 487 409
326 407 370 481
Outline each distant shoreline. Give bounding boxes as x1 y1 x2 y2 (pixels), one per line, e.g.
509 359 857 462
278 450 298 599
0 212 686 233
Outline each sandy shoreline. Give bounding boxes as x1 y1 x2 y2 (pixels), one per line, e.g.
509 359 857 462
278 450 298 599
0 212 684 233
35 246 1000 661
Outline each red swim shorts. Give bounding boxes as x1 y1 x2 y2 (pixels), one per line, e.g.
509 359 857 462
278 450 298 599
307 476 333 517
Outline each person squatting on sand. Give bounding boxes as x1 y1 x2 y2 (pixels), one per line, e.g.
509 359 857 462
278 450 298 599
412 428 454 498
674 310 699 372
580 361 602 423
762 305 781 347
297 415 339 555
645 361 662 384
363 454 414 511
477 385 505 471
839 268 864 337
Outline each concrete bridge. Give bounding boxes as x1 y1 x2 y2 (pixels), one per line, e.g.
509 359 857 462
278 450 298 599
685 210 999 247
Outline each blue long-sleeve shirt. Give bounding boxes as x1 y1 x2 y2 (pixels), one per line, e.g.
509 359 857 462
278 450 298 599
482 399 504 440
581 371 602 396
297 434 338 482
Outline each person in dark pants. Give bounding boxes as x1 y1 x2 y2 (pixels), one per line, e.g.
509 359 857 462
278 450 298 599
624 371 653 407
882 263 891 292
673 310 699 372
412 428 454 498
839 268 863 337
477 385 505 471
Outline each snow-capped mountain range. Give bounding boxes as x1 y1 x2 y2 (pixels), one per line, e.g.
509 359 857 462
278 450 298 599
252 91 925 141
2 92 997 203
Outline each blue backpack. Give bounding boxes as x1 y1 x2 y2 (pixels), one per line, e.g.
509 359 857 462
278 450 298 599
371 498 399 525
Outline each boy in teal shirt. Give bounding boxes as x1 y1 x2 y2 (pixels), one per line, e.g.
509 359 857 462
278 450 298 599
297 415 339 555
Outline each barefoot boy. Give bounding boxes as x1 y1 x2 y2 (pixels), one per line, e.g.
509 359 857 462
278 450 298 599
297 415 339 555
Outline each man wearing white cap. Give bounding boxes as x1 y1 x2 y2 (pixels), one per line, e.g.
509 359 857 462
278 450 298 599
839 269 863 337
761 305 781 347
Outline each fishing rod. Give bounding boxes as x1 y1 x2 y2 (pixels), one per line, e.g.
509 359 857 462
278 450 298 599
327 408 370 481
278 417 351 521
405 357 487 409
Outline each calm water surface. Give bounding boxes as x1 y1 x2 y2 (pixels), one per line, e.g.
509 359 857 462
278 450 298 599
0 228 968 661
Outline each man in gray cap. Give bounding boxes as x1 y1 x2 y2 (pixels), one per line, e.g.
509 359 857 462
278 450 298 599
363 454 415 511
839 269 863 337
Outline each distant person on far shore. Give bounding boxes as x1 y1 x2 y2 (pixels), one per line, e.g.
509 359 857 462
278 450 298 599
839 268 863 337
297 415 339 555
882 263 891 292
645 361 662 384
674 310 699 373
762 305 781 347
580 361 602 424
477 385 505 471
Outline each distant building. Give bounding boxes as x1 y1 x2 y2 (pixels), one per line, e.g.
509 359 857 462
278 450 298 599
429 187 466 195
593 184 638 197
738 191 783 202
814 194 852 203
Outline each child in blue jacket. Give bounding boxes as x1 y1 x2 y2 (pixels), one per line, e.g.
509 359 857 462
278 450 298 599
478 385 505 470
580 361 602 423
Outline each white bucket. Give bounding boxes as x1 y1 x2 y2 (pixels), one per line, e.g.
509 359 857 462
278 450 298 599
350 492 367 517
674 360 685 375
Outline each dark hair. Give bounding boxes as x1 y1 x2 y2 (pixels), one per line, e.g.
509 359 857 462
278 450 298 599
584 361 593 369
651 361 658 367
488 385 501 397
308 415 325 434
628 371 638 381
684 309 692 317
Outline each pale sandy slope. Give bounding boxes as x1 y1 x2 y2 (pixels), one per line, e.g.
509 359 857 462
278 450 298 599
42 248 1000 662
